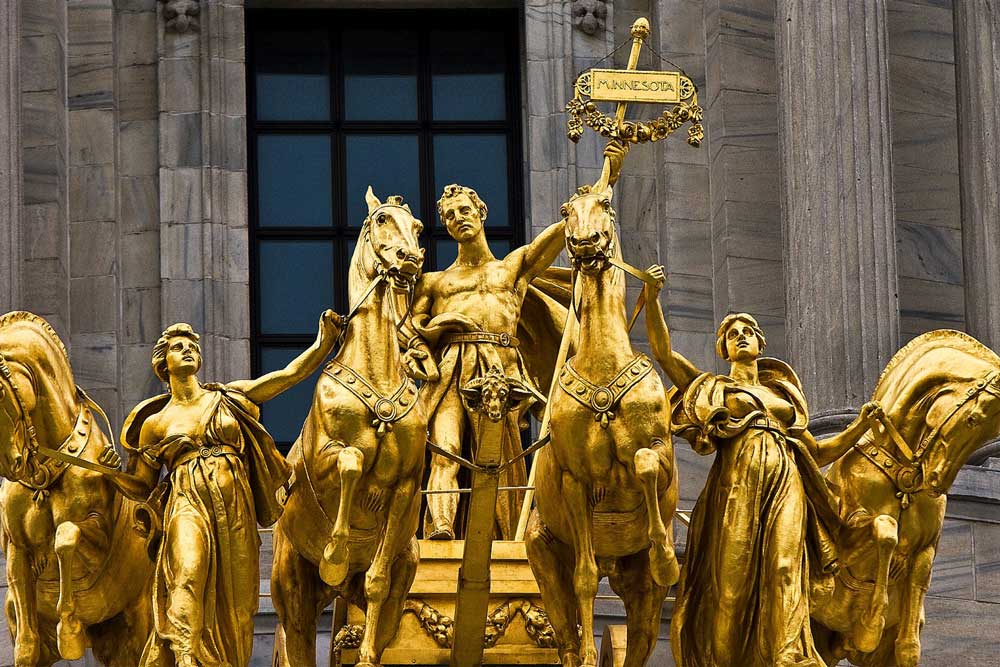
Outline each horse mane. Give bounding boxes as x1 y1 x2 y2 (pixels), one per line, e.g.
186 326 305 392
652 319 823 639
0 311 71 364
875 329 1000 390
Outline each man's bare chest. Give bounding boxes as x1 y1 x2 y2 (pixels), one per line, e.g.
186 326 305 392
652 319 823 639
434 263 521 300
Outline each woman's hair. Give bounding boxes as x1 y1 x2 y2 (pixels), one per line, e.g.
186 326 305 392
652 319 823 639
715 312 767 361
151 323 201 382
437 184 488 223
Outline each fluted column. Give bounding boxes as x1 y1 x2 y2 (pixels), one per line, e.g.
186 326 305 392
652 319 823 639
776 0 900 433
955 0 1000 352
0 0 20 313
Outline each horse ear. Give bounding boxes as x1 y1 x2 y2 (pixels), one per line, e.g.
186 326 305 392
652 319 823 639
365 186 381 214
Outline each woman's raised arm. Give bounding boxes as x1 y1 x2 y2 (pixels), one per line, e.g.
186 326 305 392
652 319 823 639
644 265 701 391
229 309 342 404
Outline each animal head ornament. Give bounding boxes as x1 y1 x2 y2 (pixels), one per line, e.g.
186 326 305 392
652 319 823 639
460 366 535 423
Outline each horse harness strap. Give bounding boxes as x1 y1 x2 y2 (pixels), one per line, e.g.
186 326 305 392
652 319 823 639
855 437 923 509
324 360 418 437
559 354 654 428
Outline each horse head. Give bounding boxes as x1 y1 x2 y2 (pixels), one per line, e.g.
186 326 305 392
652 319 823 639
562 183 617 274
875 331 1000 497
460 365 534 423
919 367 1000 495
0 353 36 480
358 186 425 291
0 312 78 484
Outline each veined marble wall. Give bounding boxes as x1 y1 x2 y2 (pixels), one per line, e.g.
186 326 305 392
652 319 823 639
0 0 999 665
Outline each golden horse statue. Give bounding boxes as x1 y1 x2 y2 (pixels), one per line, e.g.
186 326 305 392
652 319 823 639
811 329 1000 667
526 182 679 667
0 311 152 666
271 187 428 667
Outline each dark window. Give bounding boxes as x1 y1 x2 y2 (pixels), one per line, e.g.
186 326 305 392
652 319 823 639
247 10 524 449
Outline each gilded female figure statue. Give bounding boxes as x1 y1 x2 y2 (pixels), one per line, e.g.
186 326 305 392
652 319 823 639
643 267 878 667
119 312 340 667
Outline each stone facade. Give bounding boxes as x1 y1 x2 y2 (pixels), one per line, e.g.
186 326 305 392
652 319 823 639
1 1 999 666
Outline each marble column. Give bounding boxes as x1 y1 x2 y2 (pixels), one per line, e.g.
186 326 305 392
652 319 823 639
0 0 20 313
158 0 251 382
775 0 900 433
955 0 1000 352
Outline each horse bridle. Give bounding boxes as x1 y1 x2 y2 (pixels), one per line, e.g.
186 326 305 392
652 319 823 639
333 210 420 351
863 370 1000 507
0 351 49 489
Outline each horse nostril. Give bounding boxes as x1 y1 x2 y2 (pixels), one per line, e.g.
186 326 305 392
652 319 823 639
589 232 600 244
396 248 406 260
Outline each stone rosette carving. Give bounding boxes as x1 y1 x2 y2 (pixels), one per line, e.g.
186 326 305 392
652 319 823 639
571 0 608 36
159 0 200 33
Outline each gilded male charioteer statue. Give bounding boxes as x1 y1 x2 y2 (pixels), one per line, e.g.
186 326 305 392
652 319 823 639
401 147 626 540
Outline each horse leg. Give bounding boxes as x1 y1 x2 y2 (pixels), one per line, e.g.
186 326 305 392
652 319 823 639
894 544 933 667
525 511 582 667
6 542 41 667
374 534 420 655
52 521 87 660
633 446 678 587
320 445 365 586
272 521 331 667
853 514 898 653
561 470 599 667
358 479 417 667
607 550 669 667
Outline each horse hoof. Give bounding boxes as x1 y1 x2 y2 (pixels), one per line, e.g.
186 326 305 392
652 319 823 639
581 648 598 667
854 612 885 654
320 540 350 586
895 638 920 667
649 543 679 587
56 617 86 660
560 651 582 667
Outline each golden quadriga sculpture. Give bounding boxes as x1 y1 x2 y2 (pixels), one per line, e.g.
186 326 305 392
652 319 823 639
644 274 1000 667
0 312 153 667
525 162 680 667
119 312 339 667
270 188 429 667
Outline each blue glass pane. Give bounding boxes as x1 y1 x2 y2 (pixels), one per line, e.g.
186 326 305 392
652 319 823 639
259 240 334 334
260 346 324 446
433 135 508 228
431 31 506 121
434 238 511 270
343 31 418 121
345 135 421 224
257 135 333 228
254 29 330 121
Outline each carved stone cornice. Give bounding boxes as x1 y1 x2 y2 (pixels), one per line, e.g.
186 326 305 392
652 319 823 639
159 0 200 33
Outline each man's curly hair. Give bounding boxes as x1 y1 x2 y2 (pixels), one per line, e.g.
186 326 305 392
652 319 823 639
437 184 488 223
